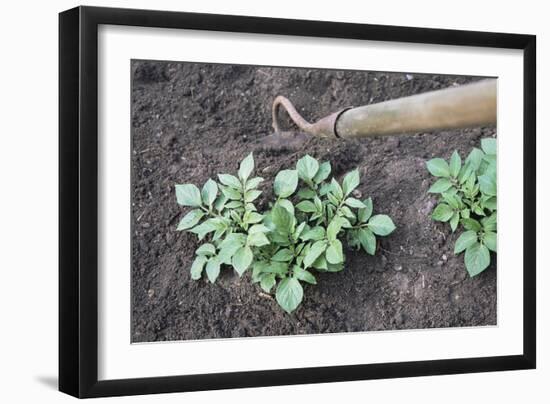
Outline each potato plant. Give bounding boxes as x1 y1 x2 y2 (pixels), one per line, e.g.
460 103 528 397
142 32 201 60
426 138 497 277
175 153 395 313
175 153 268 283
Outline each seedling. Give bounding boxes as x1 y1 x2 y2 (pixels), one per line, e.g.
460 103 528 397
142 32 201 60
426 138 497 276
175 153 395 313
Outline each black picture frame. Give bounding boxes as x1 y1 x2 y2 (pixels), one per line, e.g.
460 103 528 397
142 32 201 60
59 5 536 398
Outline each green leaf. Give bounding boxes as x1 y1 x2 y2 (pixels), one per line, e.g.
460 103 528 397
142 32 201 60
330 178 343 200
188 220 217 240
238 153 254 182
214 193 228 211
462 218 482 232
293 266 317 285
251 261 268 282
219 232 246 248
232 245 253 276
208 217 230 231
297 154 319 181
175 184 202 207
340 206 355 220
296 200 317 213
205 257 221 283
357 198 373 223
297 188 316 199
313 161 331 184
432 203 454 222
221 186 241 200
244 189 262 202
272 248 294 262
244 211 263 225
442 192 461 210
464 242 491 277
367 214 396 236
478 174 497 196
465 148 484 172
484 231 497 252
220 232 246 246
249 224 269 234
264 262 289 275
303 240 327 268
481 138 497 155
342 169 360 196
246 176 264 190
326 218 343 241
247 231 270 247
327 192 339 206
293 222 307 239
454 230 478 254
212 229 226 242
481 213 497 232
312 255 328 271
218 174 242 189
482 196 497 211
201 179 218 206
176 209 205 231
190 256 208 280
276 198 295 215
326 239 344 264
450 212 460 232
358 228 376 255
196 243 216 256
230 211 242 226
224 200 243 209
449 151 462 178
272 205 294 233
313 196 323 211
274 169 298 198
276 277 303 314
344 197 366 209
426 158 451 177
428 178 453 193
340 217 353 228
481 156 496 177
458 163 474 184
260 273 276 293
301 226 325 241
326 263 344 273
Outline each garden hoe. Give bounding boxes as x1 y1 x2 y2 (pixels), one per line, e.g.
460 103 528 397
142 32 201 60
262 79 496 149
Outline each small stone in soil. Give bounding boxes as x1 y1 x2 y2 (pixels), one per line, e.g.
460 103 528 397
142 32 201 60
394 265 403 271
147 289 154 298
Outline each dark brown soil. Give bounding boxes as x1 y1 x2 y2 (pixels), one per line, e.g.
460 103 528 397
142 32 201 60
131 60 497 342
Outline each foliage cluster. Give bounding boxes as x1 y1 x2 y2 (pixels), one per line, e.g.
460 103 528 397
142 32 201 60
426 138 497 276
176 153 395 312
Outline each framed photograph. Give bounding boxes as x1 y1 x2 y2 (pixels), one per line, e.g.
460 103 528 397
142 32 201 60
59 6 536 398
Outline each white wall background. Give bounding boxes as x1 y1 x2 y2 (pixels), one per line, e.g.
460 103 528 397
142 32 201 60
0 0 546 402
